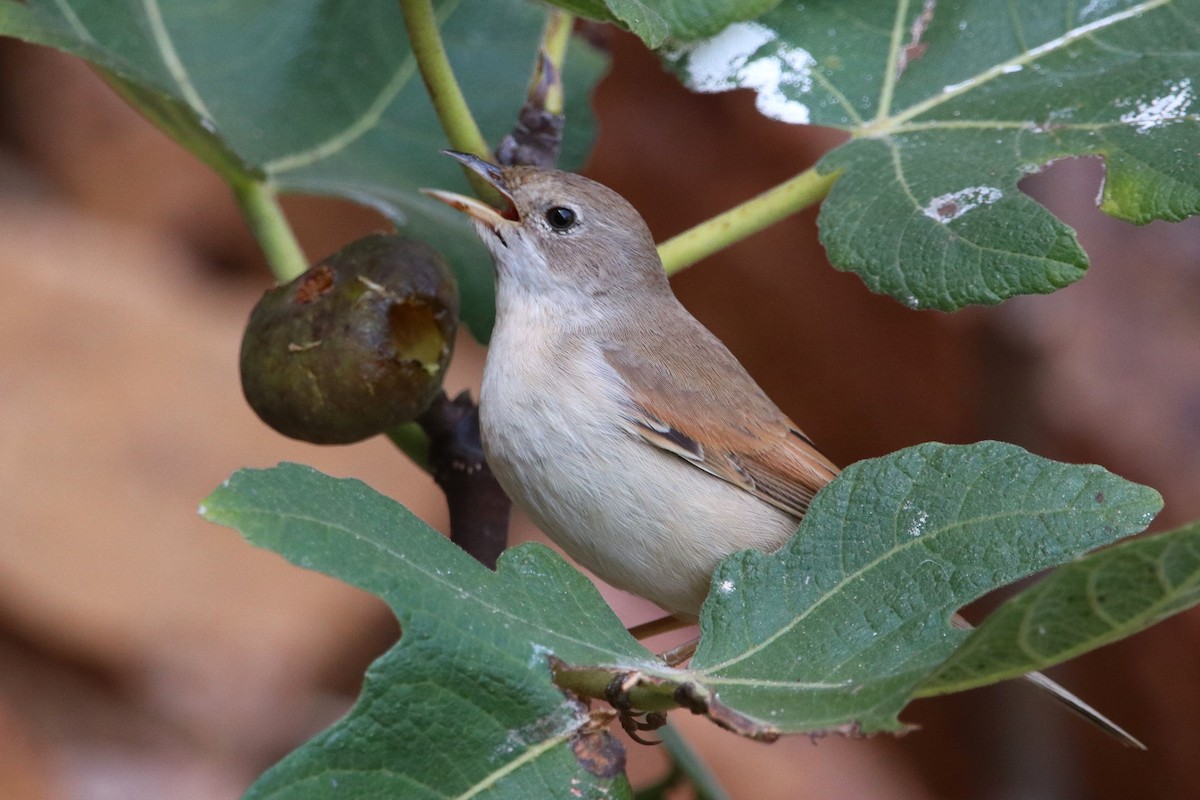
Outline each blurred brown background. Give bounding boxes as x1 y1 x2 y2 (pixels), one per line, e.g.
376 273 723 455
2 28 1199 800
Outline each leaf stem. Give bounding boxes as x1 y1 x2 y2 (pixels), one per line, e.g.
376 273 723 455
231 179 307 282
551 664 680 713
398 0 502 203
657 165 839 276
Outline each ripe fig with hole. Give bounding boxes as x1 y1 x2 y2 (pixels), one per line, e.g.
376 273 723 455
240 234 458 443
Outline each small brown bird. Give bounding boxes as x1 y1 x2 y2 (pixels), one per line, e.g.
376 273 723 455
424 152 1142 747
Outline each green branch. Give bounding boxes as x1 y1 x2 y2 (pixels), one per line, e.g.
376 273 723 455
551 664 680 713
398 0 502 204
231 179 307 282
538 9 573 116
657 166 839 275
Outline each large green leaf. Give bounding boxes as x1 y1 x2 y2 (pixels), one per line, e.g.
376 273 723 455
0 0 608 340
920 520 1200 695
675 442 1162 735
665 1 1200 309
202 464 649 799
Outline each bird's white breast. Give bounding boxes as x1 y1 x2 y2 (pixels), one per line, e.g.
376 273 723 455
480 293 796 617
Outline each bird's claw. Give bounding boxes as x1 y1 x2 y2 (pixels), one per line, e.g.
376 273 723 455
604 671 667 745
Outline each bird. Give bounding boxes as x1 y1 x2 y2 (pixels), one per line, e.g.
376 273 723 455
423 151 1144 748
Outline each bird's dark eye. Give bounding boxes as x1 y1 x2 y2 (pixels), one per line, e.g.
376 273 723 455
545 206 577 231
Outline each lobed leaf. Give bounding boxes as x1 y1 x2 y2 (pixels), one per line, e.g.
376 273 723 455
664 0 1200 309
0 0 609 341
202 464 652 799
682 442 1162 735
920 520 1200 695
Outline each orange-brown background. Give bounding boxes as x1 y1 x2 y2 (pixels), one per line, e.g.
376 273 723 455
2 29 1198 799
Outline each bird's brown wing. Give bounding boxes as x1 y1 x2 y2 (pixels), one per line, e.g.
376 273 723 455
600 341 839 519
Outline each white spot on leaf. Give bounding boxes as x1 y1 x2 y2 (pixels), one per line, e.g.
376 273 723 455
1080 0 1119 21
528 643 553 669
922 186 1003 223
672 22 815 124
941 77 975 94
901 499 929 536
718 579 736 594
1118 78 1194 134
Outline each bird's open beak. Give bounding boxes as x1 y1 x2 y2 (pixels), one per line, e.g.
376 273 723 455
421 151 518 229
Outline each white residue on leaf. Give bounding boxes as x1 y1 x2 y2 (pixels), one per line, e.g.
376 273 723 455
901 499 929 537
672 21 816 124
1000 64 1023 75
718 579 736 594
1080 0 1120 21
495 703 584 759
1118 78 1195 134
196 503 207 516
672 22 773 91
1029 106 1077 134
528 643 553 669
942 76 975 94
921 185 1003 223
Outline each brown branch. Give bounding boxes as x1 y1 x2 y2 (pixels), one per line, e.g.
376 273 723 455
417 390 511 569
495 49 566 168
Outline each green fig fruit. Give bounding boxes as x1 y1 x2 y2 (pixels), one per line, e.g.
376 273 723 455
241 234 458 444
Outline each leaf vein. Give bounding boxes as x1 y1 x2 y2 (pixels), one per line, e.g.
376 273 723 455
875 0 911 121
140 0 214 121
262 54 419 175
262 0 464 175
50 0 93 42
233 507 651 666
699 502 1105 675
451 726 575 800
876 0 1173 132
1007 0 1030 53
1086 565 1123 629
